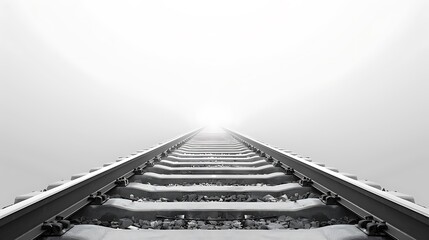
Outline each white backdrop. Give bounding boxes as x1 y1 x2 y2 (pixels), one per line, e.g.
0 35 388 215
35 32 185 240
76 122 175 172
1 0 428 207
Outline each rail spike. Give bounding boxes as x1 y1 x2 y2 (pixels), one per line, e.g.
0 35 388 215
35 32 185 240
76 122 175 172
133 167 144 175
88 191 109 205
41 216 73 236
272 159 282 167
285 167 295 175
357 216 388 236
299 177 313 187
320 191 340 205
115 177 129 187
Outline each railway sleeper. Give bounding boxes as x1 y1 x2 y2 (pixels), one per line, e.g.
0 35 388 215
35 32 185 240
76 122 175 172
71 198 357 222
44 224 386 240
158 159 269 167
170 152 257 158
165 155 264 162
130 172 296 185
108 182 315 200
146 164 283 174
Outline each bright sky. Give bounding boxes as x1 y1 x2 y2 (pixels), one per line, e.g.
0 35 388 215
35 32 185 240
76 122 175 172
3 0 419 127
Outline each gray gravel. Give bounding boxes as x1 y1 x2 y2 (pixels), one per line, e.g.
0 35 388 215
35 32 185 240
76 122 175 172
152 183 271 187
71 215 355 230
118 192 318 202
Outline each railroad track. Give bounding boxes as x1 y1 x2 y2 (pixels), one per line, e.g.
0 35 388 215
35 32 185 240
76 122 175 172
0 128 428 239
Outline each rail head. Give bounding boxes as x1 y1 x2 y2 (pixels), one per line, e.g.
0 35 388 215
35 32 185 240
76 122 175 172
225 128 429 240
0 128 201 240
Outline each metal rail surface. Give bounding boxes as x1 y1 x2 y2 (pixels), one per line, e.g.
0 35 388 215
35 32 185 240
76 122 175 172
0 127 428 240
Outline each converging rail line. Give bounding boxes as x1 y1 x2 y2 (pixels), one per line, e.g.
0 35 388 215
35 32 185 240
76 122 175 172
0 128 428 240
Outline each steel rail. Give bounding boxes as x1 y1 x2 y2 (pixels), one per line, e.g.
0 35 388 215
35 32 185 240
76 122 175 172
226 129 429 240
0 128 200 240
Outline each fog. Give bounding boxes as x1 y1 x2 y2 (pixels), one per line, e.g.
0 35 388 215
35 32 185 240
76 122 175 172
1 1 428 208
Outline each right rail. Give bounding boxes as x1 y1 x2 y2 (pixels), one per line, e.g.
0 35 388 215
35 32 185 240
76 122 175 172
226 128 429 240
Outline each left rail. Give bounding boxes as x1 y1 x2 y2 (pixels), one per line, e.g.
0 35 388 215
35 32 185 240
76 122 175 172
0 129 200 240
